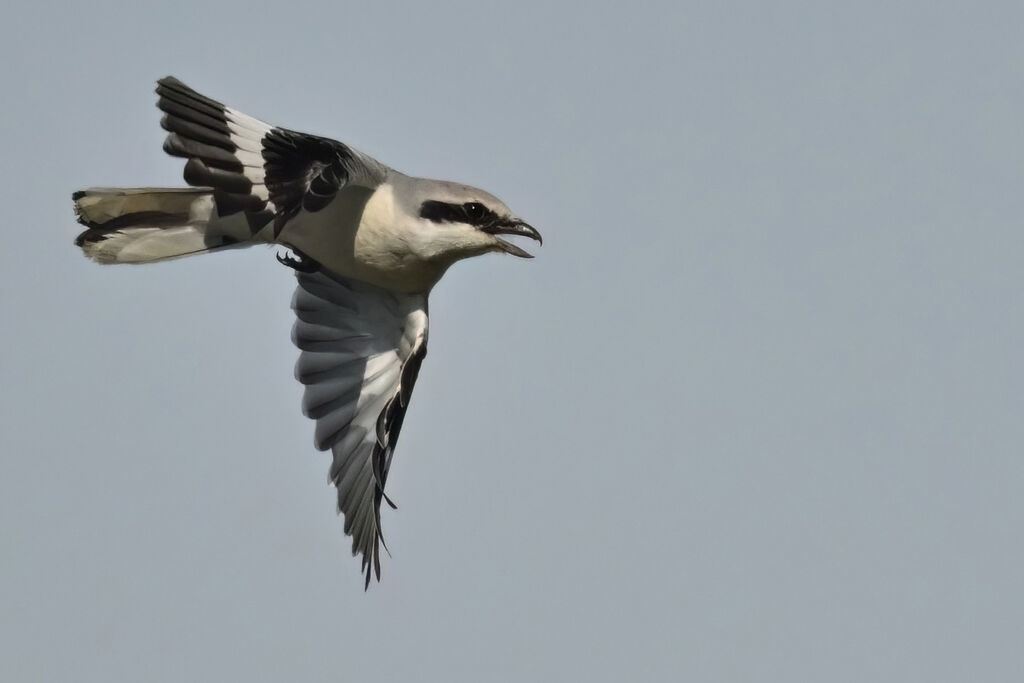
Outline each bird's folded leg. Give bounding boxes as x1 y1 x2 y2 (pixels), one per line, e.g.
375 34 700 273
276 247 321 273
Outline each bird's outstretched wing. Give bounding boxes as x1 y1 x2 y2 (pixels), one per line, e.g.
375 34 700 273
292 270 428 587
155 76 387 238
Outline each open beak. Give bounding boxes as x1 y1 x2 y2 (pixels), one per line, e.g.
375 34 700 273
483 219 543 258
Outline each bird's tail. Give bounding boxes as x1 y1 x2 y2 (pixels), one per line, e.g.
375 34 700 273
73 187 252 264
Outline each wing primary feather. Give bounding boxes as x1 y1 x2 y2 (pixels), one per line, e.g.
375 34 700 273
290 271 428 586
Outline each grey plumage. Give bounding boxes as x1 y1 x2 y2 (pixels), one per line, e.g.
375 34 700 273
73 77 541 587
293 271 427 585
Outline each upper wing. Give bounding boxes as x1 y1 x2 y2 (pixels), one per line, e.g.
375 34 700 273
292 270 428 588
155 77 387 238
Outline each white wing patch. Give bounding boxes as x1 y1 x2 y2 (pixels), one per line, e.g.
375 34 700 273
156 77 388 240
291 271 427 587
224 107 273 204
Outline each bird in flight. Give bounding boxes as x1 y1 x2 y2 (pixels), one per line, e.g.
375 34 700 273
73 77 542 587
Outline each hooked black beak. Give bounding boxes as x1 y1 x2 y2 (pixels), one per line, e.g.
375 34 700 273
483 219 543 258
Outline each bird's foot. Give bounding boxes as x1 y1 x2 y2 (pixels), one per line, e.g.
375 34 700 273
276 247 321 273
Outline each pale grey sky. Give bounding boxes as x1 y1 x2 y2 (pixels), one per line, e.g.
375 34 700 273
2 1 1023 681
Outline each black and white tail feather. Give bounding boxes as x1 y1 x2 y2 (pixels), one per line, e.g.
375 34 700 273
73 77 418 588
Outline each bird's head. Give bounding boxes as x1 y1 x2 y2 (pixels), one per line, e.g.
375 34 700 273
401 179 542 263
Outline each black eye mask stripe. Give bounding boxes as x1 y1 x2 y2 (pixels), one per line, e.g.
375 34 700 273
419 200 500 228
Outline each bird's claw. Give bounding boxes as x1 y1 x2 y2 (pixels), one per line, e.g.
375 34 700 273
276 248 320 273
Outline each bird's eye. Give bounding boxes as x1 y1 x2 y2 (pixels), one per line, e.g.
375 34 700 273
463 202 487 222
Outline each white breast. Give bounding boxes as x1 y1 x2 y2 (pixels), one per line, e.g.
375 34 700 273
276 183 446 294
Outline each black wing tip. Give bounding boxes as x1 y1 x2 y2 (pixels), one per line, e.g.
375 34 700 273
155 76 191 99
350 516 388 590
183 157 252 194
156 76 227 113
155 76 198 96
359 546 380 591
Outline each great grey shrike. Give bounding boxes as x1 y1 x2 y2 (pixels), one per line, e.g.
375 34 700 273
73 77 542 587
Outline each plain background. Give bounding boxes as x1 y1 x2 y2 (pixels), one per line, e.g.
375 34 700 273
2 1 1022 681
